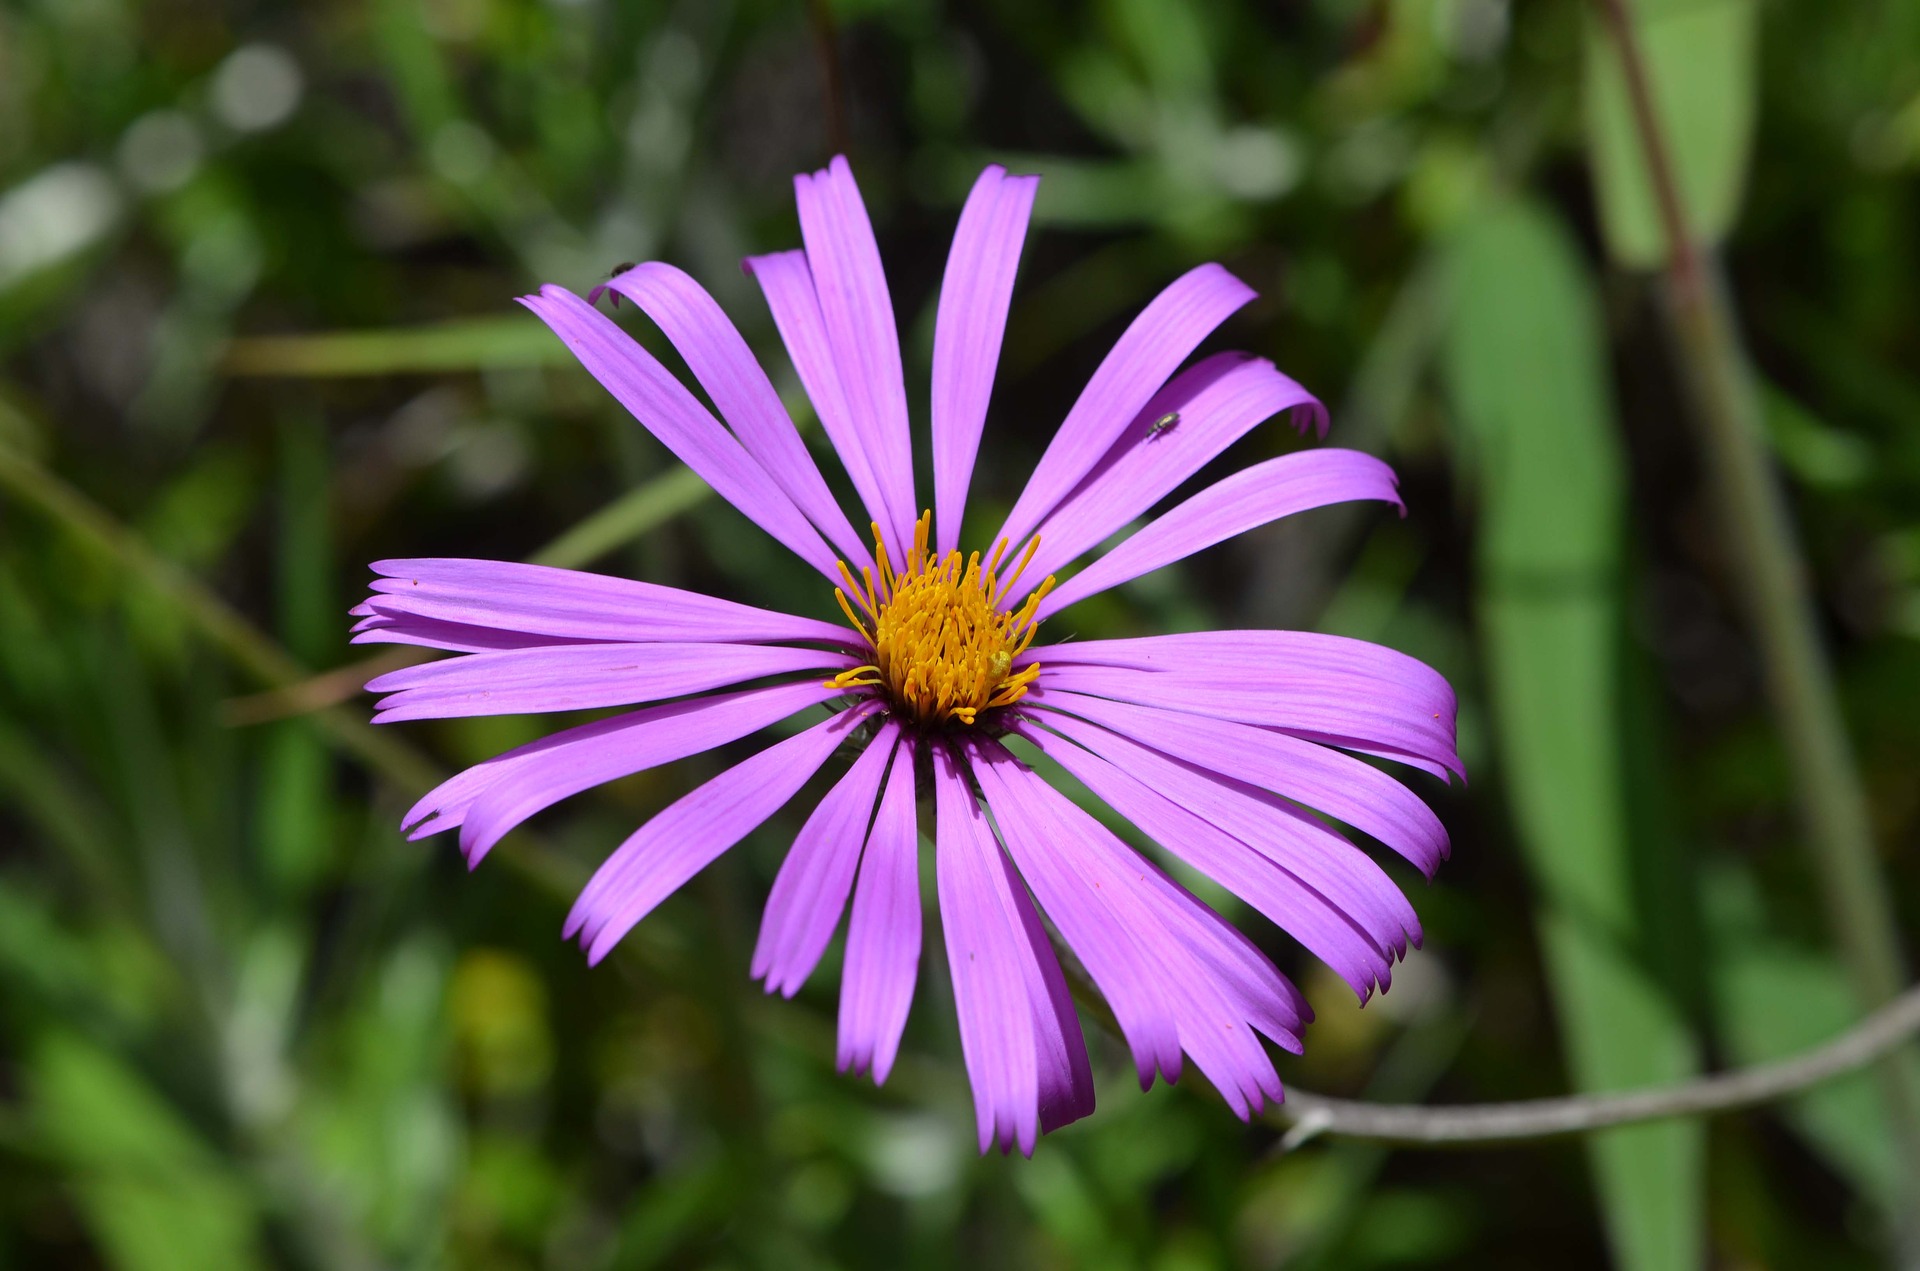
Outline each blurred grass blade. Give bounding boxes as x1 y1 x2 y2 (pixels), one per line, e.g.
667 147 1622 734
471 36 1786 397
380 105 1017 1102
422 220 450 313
262 415 336 894
30 1031 265 1271
0 720 125 906
529 464 711 569
1705 863 1901 1211
1584 0 1758 267
0 433 439 795
221 316 567 377
1444 196 1703 1271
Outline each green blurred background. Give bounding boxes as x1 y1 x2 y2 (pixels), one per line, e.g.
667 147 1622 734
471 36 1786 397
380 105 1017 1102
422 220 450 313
3 0 1919 1266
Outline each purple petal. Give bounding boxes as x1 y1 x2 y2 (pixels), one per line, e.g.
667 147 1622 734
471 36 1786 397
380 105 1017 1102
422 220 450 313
1024 706 1422 959
753 722 900 996
792 156 916 553
603 262 869 565
353 613 595 653
1002 836 1099 1139
1013 718 1396 999
932 165 1039 558
1039 449 1403 619
992 264 1257 555
365 558 855 648
366 642 853 723
838 733 921 1083
518 285 840 579
935 743 1093 1154
440 680 844 865
1033 689 1448 876
1028 630 1461 780
933 743 1035 1152
970 739 1295 1117
569 703 880 963
968 742 1185 1089
1015 353 1322 587
742 249 898 558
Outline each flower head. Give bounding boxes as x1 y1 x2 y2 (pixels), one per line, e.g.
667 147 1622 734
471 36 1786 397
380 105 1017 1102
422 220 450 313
356 156 1459 1154
828 512 1048 726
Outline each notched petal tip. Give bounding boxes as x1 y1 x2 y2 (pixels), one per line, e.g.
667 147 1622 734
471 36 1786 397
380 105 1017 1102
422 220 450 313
1293 400 1331 439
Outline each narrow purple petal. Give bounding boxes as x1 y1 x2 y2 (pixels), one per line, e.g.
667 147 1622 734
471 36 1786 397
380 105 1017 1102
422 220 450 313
1013 718 1397 999
934 742 1035 1153
1039 449 1403 619
1033 689 1448 876
968 743 1184 1089
742 249 897 557
1001 840 1098 1138
838 733 921 1084
603 262 869 565
1135 868 1311 1049
1015 353 1322 587
792 156 917 554
366 558 855 648
936 742 1097 1154
1025 706 1422 958
753 722 900 996
1028 629 1461 780
352 613 593 653
366 642 853 723
446 681 844 865
970 740 1293 1117
570 703 879 963
992 264 1257 555
518 285 841 579
932 165 1040 558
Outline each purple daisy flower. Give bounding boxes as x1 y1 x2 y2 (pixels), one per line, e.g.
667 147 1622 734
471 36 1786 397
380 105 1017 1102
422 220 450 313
354 157 1459 1155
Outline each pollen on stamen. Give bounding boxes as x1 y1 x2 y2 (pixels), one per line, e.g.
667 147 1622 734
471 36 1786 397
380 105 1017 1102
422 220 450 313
827 511 1052 728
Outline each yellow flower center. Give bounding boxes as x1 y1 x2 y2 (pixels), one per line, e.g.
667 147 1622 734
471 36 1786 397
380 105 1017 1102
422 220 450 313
827 512 1053 728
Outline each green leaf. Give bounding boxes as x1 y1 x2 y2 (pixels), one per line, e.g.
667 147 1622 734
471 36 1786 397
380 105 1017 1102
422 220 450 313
1703 863 1901 1211
1585 0 1759 267
29 1031 264 1271
1443 196 1703 1271
1761 384 1872 491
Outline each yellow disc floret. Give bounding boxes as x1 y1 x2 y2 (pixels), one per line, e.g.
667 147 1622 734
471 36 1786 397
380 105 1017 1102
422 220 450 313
827 511 1053 728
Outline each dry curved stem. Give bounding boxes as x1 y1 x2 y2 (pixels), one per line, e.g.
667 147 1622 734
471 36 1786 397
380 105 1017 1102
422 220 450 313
1269 983 1920 1149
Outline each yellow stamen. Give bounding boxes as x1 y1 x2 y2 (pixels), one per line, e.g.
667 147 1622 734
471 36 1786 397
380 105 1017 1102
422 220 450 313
826 511 1052 727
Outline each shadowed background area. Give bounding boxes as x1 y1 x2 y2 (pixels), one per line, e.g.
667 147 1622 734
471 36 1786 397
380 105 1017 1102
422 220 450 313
2 0 1919 1266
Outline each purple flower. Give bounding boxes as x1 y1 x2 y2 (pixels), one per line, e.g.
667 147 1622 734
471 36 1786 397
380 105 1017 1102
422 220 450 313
355 157 1459 1154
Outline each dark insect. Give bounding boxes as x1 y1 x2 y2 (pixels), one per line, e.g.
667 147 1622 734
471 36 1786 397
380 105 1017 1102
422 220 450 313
1146 411 1180 440
599 261 637 308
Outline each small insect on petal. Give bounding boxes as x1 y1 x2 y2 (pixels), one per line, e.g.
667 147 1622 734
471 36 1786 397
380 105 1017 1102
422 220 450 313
600 261 637 308
1147 411 1180 440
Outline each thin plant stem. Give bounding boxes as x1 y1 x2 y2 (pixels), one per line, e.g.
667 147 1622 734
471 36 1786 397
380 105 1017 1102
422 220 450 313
528 463 712 569
1270 983 1920 1148
806 0 851 159
1591 0 1920 1247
